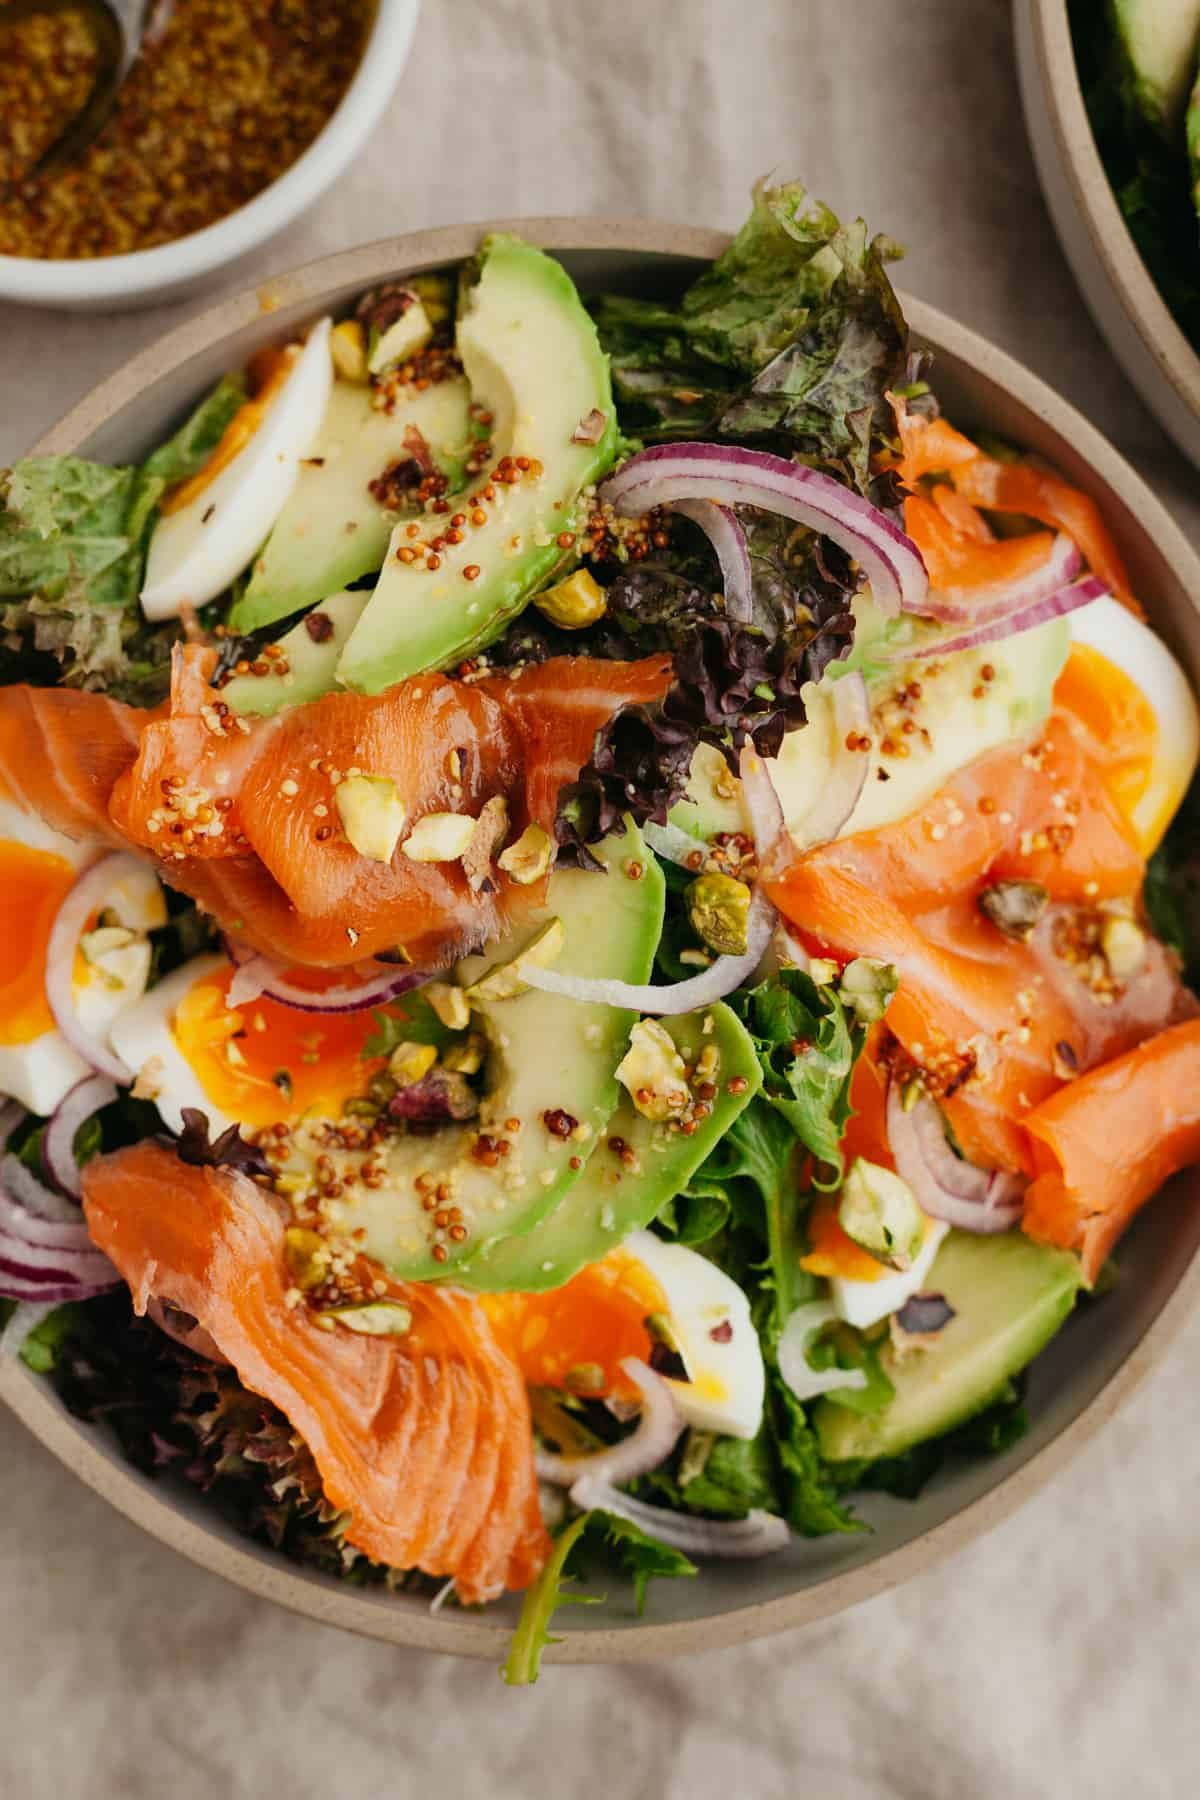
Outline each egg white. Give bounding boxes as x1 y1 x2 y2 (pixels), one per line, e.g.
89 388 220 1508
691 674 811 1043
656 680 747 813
829 1218 950 1331
0 820 164 1116
1069 594 1199 853
622 1229 765 1440
141 317 334 619
109 953 234 1137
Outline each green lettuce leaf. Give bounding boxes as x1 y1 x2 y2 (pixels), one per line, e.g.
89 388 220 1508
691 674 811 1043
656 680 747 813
1145 772 1200 992
502 1514 598 1686
0 375 244 695
592 177 907 487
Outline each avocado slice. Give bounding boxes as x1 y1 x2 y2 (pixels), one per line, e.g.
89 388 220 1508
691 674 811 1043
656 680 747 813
1111 0 1200 139
229 375 472 635
768 605 1070 844
455 1002 762 1292
336 236 619 694
814 1230 1084 1465
326 825 664 1280
222 587 366 716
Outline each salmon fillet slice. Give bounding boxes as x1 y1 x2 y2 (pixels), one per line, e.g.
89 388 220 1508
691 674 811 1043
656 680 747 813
82 1141 550 1602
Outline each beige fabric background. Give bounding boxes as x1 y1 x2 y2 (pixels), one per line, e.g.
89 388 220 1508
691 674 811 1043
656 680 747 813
1 3 1198 1794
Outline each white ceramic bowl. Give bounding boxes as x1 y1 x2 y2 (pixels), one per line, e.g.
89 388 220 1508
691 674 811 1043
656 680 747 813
3 222 1199 1667
0 0 420 312
1015 0 1200 468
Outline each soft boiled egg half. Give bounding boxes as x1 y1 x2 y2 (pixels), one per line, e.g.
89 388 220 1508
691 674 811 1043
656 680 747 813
110 952 391 1137
800 1197 950 1331
483 1229 765 1441
0 802 164 1114
1062 595 1199 856
140 317 334 620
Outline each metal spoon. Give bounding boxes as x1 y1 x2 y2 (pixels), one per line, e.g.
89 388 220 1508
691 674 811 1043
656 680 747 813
1 0 167 185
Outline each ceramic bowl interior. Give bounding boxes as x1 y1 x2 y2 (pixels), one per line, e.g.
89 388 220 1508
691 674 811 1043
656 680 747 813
2 223 1199 1665
1014 0 1200 468
0 0 420 311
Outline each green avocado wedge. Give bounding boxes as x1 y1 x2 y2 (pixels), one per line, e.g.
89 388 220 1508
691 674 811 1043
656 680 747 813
454 1003 762 1293
814 1230 1084 1465
336 236 619 694
229 374 472 636
325 827 664 1280
221 587 366 716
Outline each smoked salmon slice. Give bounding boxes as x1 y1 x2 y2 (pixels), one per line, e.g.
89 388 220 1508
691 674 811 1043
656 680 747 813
768 696 1196 1175
889 393 1135 608
0 645 671 968
1021 1020 1200 1283
82 1140 550 1602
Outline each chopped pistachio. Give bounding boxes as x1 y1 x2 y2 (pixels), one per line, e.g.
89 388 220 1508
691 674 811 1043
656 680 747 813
978 880 1048 942
497 821 555 885
335 773 407 864
615 1019 690 1122
1101 914 1146 980
402 810 477 863
686 871 752 957
839 957 898 1026
425 981 471 1032
367 292 433 373
443 1031 487 1075
80 924 136 962
283 1226 329 1292
388 1040 439 1087
468 917 565 1002
462 795 509 892
533 567 607 629
837 1158 924 1272
324 1301 413 1338
678 1428 717 1488
563 1362 607 1395
808 957 840 986
330 318 368 383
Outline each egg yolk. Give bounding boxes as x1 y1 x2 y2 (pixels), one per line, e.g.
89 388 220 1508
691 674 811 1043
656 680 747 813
172 967 386 1128
0 841 77 1046
158 345 296 517
481 1250 669 1401
1054 643 1160 851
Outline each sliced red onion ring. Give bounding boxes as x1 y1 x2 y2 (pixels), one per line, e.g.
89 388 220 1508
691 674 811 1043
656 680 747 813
921 532 1081 625
45 853 143 1083
2 1153 83 1226
673 498 753 622
521 886 776 1015
570 1473 791 1558
778 1301 870 1403
738 746 785 870
224 942 428 1014
786 672 872 852
900 577 1106 662
536 1359 683 1487
603 443 928 617
0 1268 113 1303
886 1080 1024 1233
0 1299 57 1358
0 1237 112 1280
43 1076 117 1200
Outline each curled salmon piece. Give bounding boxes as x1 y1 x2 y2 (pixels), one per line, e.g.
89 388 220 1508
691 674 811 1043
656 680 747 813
768 699 1195 1175
0 645 671 968
82 1140 550 1603
0 684 141 845
1022 1020 1200 1284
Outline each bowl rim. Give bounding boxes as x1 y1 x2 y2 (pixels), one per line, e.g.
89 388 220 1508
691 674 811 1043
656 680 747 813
4 216 1200 1665
1020 0 1200 425
0 0 420 306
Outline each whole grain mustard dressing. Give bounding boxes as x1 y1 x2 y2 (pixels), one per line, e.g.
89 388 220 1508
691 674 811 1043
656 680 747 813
0 0 371 259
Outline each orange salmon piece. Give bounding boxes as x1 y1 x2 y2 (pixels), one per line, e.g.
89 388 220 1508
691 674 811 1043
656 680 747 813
82 1141 549 1603
1022 1020 1200 1283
